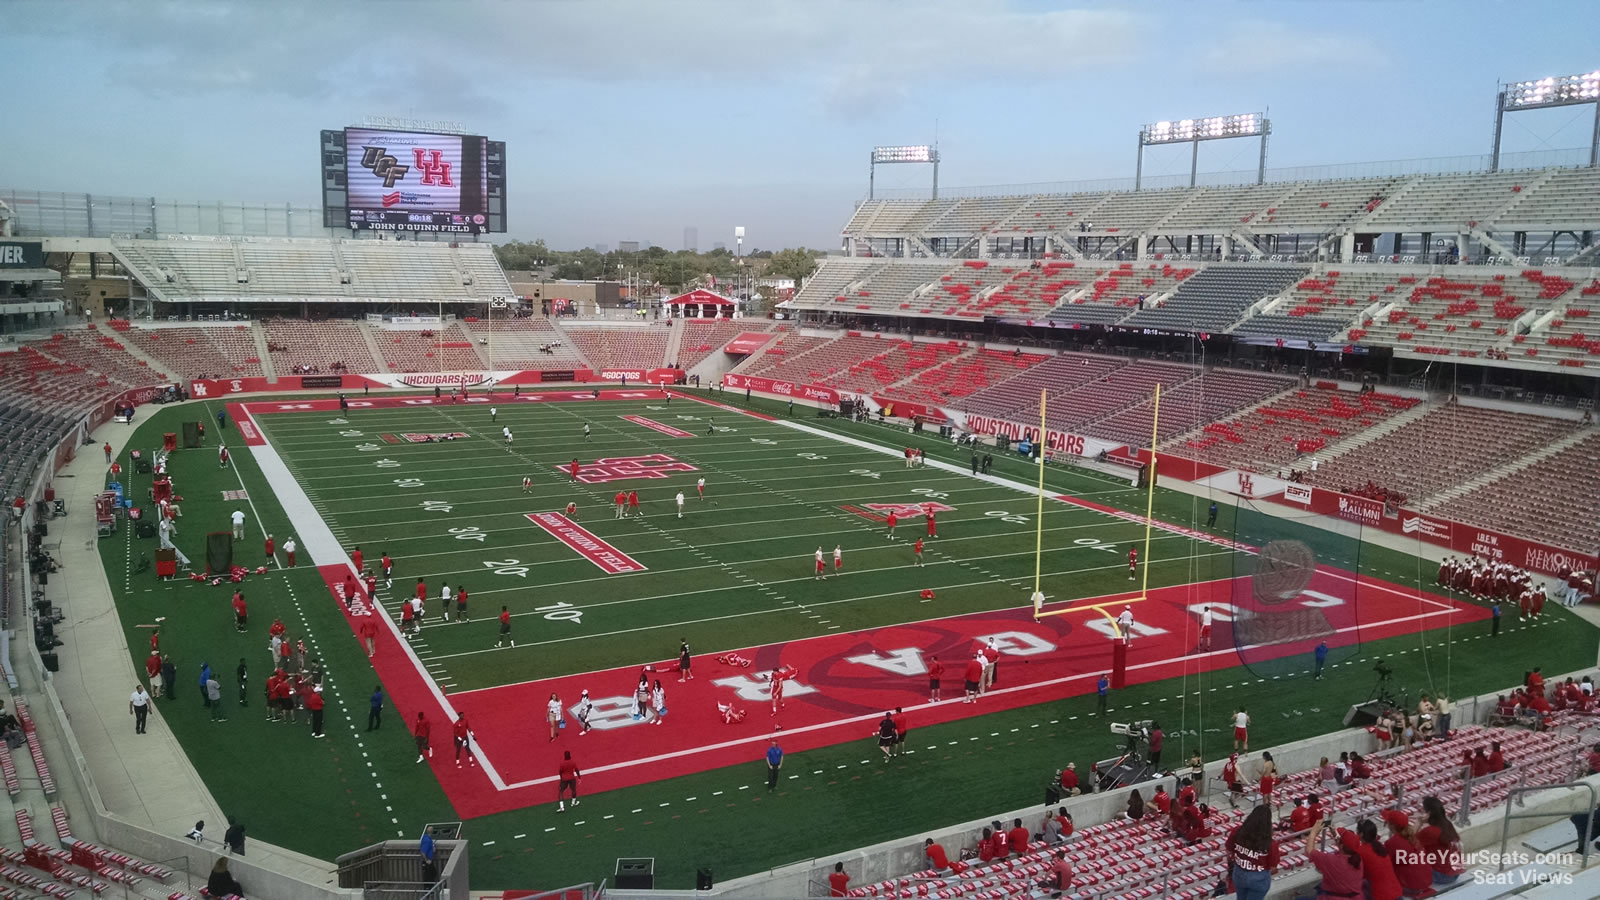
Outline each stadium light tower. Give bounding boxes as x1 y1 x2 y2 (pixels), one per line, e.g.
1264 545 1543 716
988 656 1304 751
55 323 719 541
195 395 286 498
870 145 940 199
1135 113 1270 190
1491 71 1600 170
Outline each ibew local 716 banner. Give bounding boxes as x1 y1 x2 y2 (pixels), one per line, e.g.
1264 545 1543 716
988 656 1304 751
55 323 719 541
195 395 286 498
345 129 466 212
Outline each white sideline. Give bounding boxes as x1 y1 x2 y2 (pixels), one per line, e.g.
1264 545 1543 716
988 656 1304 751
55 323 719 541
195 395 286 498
239 404 515 791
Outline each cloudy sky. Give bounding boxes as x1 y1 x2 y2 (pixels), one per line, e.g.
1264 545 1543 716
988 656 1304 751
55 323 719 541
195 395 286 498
3 0 1597 250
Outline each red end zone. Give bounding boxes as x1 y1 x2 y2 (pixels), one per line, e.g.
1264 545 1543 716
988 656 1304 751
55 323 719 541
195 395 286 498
427 569 1484 816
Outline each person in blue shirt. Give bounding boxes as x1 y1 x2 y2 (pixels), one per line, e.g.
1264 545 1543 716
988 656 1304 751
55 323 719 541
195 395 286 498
368 686 385 731
419 829 437 883
1096 673 1110 715
1491 600 1501 637
765 737 783 791
199 662 213 708
216 408 227 430
1207 501 1218 528
1313 641 1329 680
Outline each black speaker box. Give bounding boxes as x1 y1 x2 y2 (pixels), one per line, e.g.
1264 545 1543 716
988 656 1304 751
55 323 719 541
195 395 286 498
615 858 654 890
695 867 713 891
41 652 59 673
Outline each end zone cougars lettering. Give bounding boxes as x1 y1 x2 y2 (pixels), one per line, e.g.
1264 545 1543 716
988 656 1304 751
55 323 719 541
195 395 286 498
557 454 700 484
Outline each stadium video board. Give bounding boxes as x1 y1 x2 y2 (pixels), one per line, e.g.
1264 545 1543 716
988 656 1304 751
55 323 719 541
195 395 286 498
320 128 506 234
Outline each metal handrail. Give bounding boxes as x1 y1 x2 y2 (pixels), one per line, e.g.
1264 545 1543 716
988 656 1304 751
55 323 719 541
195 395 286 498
1498 781 1597 872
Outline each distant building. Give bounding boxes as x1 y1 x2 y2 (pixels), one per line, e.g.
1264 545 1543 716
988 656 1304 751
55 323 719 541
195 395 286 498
683 227 698 252
593 243 609 254
619 241 640 253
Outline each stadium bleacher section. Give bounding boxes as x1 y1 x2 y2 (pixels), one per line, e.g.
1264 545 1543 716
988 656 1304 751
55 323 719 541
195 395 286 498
843 723 1579 900
1044 261 1200 326
1303 405 1577 505
1172 386 1421 473
260 319 380 375
374 324 486 373
1122 264 1307 333
122 325 264 379
673 319 776 372
956 353 1130 421
1428 430 1600 553
563 327 669 372
457 315 589 370
880 349 1051 408
844 167 1595 250
110 237 513 302
1085 369 1294 447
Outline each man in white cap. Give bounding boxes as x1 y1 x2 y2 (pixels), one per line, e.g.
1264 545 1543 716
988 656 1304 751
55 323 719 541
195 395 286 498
1116 606 1134 645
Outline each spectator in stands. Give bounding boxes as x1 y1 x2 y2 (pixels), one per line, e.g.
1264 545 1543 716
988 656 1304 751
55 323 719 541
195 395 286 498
827 862 849 897
207 857 244 898
1379 810 1430 898
1037 847 1072 896
1125 789 1145 822
223 817 246 856
1305 818 1364 900
988 821 1008 857
1416 795 1463 886
1059 761 1080 796
976 826 997 862
924 838 952 872
1226 806 1280 900
1352 819 1403 900
1007 818 1030 856
1151 784 1171 817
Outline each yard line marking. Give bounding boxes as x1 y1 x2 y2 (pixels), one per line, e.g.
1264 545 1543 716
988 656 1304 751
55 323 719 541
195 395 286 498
513 833 526 839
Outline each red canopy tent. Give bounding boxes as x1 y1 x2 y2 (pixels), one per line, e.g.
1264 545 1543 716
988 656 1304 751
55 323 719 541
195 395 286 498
665 289 738 319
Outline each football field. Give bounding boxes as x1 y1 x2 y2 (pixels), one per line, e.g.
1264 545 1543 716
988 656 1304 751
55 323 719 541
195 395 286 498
238 388 1483 817
95 387 1592 889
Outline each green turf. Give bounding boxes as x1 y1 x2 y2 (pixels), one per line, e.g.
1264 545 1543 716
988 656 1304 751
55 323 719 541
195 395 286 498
95 391 1599 890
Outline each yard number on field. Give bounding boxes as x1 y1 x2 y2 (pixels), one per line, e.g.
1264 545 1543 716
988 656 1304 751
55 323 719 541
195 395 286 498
797 452 828 460
355 443 381 452
448 526 486 542
484 558 529 577
985 510 1029 524
750 438 777 445
393 478 424 489
850 468 880 479
375 458 401 468
420 499 453 513
537 601 582 624
911 488 948 500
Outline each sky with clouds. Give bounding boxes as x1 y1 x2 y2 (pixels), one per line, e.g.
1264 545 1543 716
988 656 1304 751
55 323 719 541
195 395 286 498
2 0 1597 250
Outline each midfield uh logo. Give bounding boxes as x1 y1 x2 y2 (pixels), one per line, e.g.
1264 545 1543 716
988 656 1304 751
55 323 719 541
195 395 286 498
411 149 453 186
559 454 699 484
359 146 410 187
1238 473 1255 496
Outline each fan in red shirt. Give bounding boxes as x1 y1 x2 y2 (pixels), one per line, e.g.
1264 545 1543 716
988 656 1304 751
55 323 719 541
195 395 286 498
1151 785 1172 816
232 592 248 632
264 534 275 562
1128 546 1138 580
351 546 363 573
926 654 943 701
923 839 952 872
963 657 984 702
453 713 475 767
1381 810 1432 897
826 863 849 897
885 510 898 540
924 507 937 537
569 459 580 483
415 578 428 605
381 553 393 585
614 491 626 518
412 712 432 762
144 652 163 696
358 616 378 657
150 629 160 653
628 490 640 516
1006 819 1030 856
557 751 581 811
1059 762 1080 796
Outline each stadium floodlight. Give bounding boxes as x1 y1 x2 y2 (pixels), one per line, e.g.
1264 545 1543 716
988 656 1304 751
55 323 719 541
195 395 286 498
869 144 941 199
1492 71 1600 169
1135 112 1270 190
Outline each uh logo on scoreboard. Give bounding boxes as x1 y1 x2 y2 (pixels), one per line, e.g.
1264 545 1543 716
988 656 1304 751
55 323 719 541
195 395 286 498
358 147 456 188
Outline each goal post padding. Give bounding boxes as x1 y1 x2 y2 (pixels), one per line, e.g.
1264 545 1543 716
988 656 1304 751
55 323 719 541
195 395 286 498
1227 496 1367 679
206 532 233 575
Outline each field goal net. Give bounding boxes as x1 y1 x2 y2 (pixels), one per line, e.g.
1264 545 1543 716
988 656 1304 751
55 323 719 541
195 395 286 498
1226 496 1370 679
